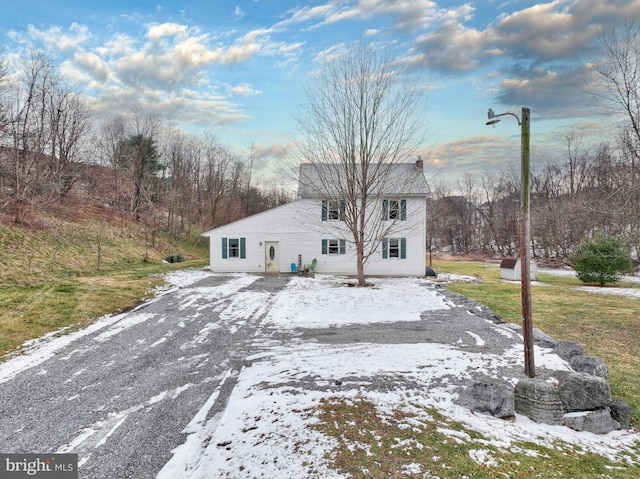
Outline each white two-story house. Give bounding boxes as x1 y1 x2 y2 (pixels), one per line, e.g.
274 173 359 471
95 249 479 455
201 159 430 276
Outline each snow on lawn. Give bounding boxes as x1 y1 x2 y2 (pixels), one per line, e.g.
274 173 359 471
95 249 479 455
160 271 640 478
576 286 640 298
540 268 640 298
267 274 454 327
171 342 640 478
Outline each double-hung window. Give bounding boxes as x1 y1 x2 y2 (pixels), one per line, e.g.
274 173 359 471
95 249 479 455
322 239 346 255
382 199 407 221
222 237 246 259
228 238 240 257
322 200 346 221
382 238 406 259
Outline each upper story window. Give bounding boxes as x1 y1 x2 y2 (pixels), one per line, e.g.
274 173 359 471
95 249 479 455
388 200 400 220
322 200 346 221
382 199 406 221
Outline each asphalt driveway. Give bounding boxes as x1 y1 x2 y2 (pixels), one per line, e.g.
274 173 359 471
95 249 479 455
0 274 291 478
0 272 552 478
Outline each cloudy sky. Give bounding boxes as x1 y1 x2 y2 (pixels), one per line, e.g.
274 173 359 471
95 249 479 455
1 0 638 185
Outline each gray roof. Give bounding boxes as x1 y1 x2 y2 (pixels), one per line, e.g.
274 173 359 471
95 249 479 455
298 161 430 198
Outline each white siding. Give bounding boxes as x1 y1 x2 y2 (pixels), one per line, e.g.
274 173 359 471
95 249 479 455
203 197 427 276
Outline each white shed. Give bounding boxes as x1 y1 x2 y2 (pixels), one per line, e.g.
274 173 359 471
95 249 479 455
499 257 538 281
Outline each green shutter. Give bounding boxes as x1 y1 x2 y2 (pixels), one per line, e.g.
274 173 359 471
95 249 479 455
222 237 228 259
382 238 388 258
339 239 346 254
382 199 388 220
340 200 346 221
321 200 328 221
400 238 407 259
240 237 246 259
322 239 328 254
401 199 407 221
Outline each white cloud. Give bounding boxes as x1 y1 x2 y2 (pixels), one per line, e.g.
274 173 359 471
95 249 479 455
146 22 188 41
226 82 262 97
72 50 111 83
26 23 91 53
234 6 245 20
279 0 440 33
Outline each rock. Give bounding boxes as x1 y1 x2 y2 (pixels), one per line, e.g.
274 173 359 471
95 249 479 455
425 266 438 277
569 355 609 378
514 377 564 425
533 328 558 349
610 398 632 430
556 371 611 412
498 325 557 347
456 378 514 419
467 304 505 324
563 408 615 434
504 323 521 333
553 341 584 362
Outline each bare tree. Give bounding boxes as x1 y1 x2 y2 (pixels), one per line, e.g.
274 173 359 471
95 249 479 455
96 115 129 218
589 18 640 177
48 88 92 197
563 131 594 195
1 51 60 222
0 51 91 221
295 40 428 286
0 57 8 132
200 133 238 228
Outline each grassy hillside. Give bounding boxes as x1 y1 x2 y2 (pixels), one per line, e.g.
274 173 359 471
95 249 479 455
0 203 207 287
0 202 209 359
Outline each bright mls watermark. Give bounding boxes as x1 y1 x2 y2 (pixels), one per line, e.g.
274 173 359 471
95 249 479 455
0 454 77 478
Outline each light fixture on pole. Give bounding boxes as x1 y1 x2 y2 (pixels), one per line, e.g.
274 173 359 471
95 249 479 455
486 107 535 378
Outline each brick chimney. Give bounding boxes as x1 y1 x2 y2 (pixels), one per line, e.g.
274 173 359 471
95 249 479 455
415 156 424 171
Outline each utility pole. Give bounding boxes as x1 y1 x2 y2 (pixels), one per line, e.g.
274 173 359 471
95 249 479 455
520 107 534 378
486 107 535 378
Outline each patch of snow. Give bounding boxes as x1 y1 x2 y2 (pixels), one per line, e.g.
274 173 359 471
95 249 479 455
267 275 453 328
92 313 157 343
465 330 485 346
469 449 498 467
157 268 215 289
575 286 640 299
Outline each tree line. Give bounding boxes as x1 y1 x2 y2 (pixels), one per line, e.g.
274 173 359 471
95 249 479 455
2 18 639 268
428 20 640 266
427 135 639 264
0 50 292 243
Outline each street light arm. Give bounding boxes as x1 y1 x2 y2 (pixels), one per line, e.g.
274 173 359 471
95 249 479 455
487 108 521 126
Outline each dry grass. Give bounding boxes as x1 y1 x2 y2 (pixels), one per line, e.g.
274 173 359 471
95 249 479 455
313 396 639 478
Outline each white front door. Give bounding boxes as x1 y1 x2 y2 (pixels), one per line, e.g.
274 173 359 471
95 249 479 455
264 241 279 273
